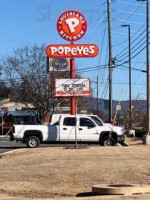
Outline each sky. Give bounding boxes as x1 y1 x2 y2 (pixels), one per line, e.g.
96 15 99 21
0 0 148 102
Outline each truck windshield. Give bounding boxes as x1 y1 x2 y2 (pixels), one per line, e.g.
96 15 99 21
89 116 103 126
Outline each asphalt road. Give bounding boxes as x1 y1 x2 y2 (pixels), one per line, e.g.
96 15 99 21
0 136 26 154
0 136 92 154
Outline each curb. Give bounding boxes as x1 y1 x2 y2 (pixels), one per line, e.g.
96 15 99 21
0 148 23 157
92 184 150 195
0 136 9 138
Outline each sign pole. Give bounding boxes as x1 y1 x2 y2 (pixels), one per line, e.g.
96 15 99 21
70 57 76 115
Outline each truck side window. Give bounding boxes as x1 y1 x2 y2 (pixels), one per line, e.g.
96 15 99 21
80 118 95 127
63 117 76 126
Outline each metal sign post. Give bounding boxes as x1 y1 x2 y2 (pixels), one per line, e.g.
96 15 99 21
70 58 76 115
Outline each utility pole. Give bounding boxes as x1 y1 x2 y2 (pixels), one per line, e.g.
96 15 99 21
70 58 76 115
128 26 132 130
121 25 132 130
97 76 99 115
146 0 150 135
137 0 150 144
107 0 113 121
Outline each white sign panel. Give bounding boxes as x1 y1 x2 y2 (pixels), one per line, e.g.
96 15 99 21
116 105 121 111
55 79 91 97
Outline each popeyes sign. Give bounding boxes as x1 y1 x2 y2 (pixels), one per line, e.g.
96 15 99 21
57 10 87 42
46 44 99 58
46 10 99 58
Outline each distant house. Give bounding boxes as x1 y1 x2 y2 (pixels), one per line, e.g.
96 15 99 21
7 110 38 124
0 99 38 126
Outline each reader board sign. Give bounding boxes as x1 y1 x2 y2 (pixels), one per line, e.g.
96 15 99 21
55 79 91 97
46 44 99 58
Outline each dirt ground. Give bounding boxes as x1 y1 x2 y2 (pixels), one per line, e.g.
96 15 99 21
1 137 150 200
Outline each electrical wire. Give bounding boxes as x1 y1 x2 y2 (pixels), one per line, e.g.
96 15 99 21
114 9 145 16
116 34 147 62
112 1 144 30
114 30 147 63
114 1 145 7
112 24 145 48
115 42 147 68
2 60 147 85
112 18 144 25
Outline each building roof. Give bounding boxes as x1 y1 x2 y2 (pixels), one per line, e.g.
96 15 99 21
0 99 34 111
8 110 38 117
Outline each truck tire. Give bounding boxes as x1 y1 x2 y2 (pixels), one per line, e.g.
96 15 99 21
100 136 116 146
26 136 40 148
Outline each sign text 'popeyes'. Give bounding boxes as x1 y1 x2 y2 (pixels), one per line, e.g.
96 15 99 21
46 44 99 58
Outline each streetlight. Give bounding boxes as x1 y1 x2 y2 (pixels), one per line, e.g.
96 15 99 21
137 0 150 141
121 24 132 131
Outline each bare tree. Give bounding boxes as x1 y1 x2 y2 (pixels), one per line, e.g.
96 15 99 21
1 44 64 123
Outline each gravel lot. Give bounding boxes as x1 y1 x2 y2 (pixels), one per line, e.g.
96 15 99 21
0 138 150 200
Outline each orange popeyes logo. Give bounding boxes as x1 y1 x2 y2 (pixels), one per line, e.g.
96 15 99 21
46 44 99 58
57 10 87 42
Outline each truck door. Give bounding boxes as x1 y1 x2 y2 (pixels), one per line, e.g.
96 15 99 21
60 117 76 141
77 117 99 142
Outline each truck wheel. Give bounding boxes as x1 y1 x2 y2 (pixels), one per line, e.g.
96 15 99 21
26 136 40 148
100 136 116 146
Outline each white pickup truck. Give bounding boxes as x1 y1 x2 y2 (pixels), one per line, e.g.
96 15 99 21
10 114 125 148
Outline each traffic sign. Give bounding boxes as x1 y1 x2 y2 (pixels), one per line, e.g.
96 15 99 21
116 105 121 111
57 10 87 42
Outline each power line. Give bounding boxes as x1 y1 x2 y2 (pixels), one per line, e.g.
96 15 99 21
112 1 144 31
112 18 144 25
112 24 145 48
2 60 147 84
114 29 147 61
117 43 146 66
116 34 147 62
114 9 145 16
91 80 146 85
114 1 145 7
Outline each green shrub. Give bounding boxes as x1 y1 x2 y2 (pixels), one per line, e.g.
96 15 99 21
5 114 17 124
135 128 147 138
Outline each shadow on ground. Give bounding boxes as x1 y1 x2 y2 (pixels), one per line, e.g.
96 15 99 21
76 192 105 197
0 146 26 149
